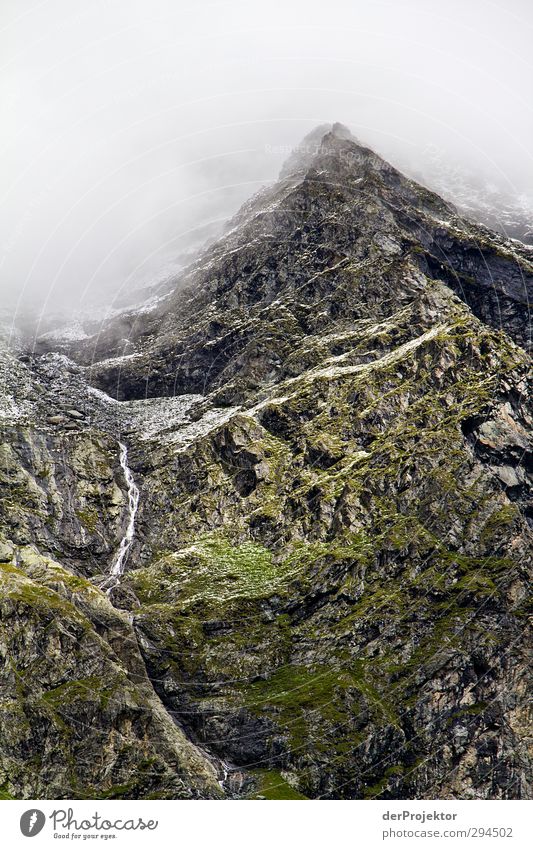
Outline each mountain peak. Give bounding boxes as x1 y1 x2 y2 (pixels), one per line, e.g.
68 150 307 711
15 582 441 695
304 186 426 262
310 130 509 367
330 121 356 140
279 121 361 178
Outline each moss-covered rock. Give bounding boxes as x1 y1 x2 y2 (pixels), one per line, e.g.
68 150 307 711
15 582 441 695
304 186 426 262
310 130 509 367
1 125 531 800
0 548 221 800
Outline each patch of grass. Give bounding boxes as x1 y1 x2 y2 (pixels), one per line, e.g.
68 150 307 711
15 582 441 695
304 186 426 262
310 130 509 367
75 508 98 533
0 782 15 800
248 769 308 800
132 534 298 607
42 676 119 711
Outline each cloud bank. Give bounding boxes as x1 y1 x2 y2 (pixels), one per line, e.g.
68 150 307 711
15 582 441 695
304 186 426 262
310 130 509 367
1 0 532 319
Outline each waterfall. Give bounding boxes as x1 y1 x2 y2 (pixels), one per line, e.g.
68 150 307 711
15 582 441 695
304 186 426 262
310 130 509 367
110 441 140 579
218 762 229 790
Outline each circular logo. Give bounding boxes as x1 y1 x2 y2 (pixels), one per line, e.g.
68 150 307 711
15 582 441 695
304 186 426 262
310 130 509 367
20 810 46 837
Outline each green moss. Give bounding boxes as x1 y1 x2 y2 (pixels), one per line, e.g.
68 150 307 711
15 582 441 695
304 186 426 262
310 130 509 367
41 676 119 711
480 504 519 544
100 781 140 799
363 776 389 798
0 563 89 618
248 769 308 800
0 782 15 800
445 702 489 727
132 534 298 608
242 662 396 751
285 531 373 572
75 508 98 533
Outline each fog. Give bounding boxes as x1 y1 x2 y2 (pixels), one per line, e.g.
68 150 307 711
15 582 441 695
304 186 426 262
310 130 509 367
1 0 532 322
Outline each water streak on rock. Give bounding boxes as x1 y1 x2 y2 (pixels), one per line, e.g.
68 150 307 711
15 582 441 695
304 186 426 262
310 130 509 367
110 441 140 579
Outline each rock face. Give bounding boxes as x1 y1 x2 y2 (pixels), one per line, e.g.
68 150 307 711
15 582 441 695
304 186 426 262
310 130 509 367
1 124 532 800
406 149 533 246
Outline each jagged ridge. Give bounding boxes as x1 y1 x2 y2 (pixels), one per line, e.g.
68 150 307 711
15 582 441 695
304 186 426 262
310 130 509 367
0 124 531 800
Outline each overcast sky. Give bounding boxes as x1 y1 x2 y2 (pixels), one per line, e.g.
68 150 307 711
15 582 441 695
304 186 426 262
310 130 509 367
1 0 532 318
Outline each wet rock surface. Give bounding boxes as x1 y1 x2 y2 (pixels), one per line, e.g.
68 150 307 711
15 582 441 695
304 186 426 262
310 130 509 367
1 124 531 800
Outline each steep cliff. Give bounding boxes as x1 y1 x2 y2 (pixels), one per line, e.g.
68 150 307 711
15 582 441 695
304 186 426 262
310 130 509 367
2 124 531 800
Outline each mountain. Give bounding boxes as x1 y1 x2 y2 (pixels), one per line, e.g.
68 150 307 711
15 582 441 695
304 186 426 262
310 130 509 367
1 123 532 800
404 147 533 246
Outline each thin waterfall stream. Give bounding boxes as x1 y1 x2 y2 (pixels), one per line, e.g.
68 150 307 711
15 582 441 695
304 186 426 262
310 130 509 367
108 441 140 587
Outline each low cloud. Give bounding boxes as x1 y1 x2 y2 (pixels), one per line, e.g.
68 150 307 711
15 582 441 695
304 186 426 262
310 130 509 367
1 0 532 320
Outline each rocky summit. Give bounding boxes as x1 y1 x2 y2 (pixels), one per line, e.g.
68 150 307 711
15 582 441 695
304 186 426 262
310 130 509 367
1 123 532 801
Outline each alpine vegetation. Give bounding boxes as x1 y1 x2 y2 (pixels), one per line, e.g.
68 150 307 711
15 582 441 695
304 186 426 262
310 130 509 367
0 124 531 801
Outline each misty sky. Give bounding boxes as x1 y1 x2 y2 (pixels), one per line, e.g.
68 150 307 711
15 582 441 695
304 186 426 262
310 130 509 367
1 0 532 319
